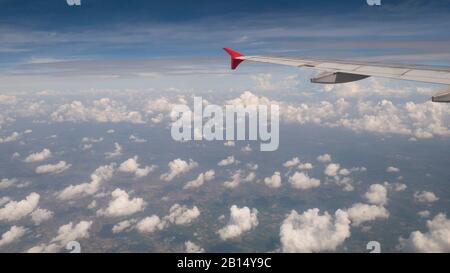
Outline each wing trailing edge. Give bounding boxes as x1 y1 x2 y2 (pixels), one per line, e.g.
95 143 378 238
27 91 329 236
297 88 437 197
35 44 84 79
223 48 450 103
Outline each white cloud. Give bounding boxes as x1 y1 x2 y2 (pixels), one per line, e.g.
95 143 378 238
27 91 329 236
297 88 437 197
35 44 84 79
241 144 253 153
336 100 450 139
400 213 450 252
218 156 235 167
339 168 350 176
0 131 25 143
57 164 115 200
264 171 282 188
385 182 407 192
0 197 11 207
35 161 71 174
232 87 449 140
0 226 26 248
317 154 332 163
164 204 200 225
0 193 40 222
364 184 388 205
345 203 389 226
27 220 93 253
185 241 205 253
224 141 235 147
223 171 242 189
97 188 147 217
218 205 258 240
243 172 256 182
283 157 300 168
324 163 340 177
136 215 166 234
51 98 144 124
87 200 97 209
0 178 15 189
105 142 123 159
414 191 439 203
129 135 147 143
24 149 51 163
52 221 93 246
160 159 198 182
280 208 350 253
31 208 54 225
288 172 320 190
82 137 103 143
333 176 354 192
112 219 137 233
0 95 16 105
118 156 156 178
418 210 431 218
386 166 400 173
184 170 215 189
299 163 313 171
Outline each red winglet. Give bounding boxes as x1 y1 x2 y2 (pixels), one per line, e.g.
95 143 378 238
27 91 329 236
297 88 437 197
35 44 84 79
223 48 244 70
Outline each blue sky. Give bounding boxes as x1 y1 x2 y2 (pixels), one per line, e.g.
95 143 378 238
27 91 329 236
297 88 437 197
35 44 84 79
1 0 450 92
1 0 450 65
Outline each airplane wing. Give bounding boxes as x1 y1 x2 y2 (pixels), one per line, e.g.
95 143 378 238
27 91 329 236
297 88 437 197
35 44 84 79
223 48 450 103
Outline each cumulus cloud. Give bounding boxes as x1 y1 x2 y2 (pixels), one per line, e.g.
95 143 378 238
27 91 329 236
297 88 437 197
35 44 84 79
280 208 350 253
51 98 144 124
224 141 235 147
0 226 26 248
160 159 198 182
0 131 30 144
229 90 450 140
105 143 123 159
317 154 332 163
288 172 320 190
283 157 300 168
0 178 16 189
185 241 205 253
112 219 137 233
118 156 156 178
414 191 439 203
333 176 355 192
136 215 166 234
264 171 282 188
218 205 258 240
241 144 253 153
324 163 340 177
218 156 236 167
399 213 450 252
97 188 146 217
384 182 407 192
0 197 11 207
386 166 400 173
31 208 54 225
35 161 71 174
24 149 51 163
299 163 313 171
57 164 115 200
129 135 147 143
223 171 242 189
28 220 92 253
418 210 431 218
164 204 200 225
184 170 215 189
0 95 16 105
364 184 388 205
345 203 389 226
0 193 40 222
336 100 450 139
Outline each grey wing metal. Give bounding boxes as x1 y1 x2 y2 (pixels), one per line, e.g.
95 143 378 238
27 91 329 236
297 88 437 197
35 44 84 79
224 48 450 102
